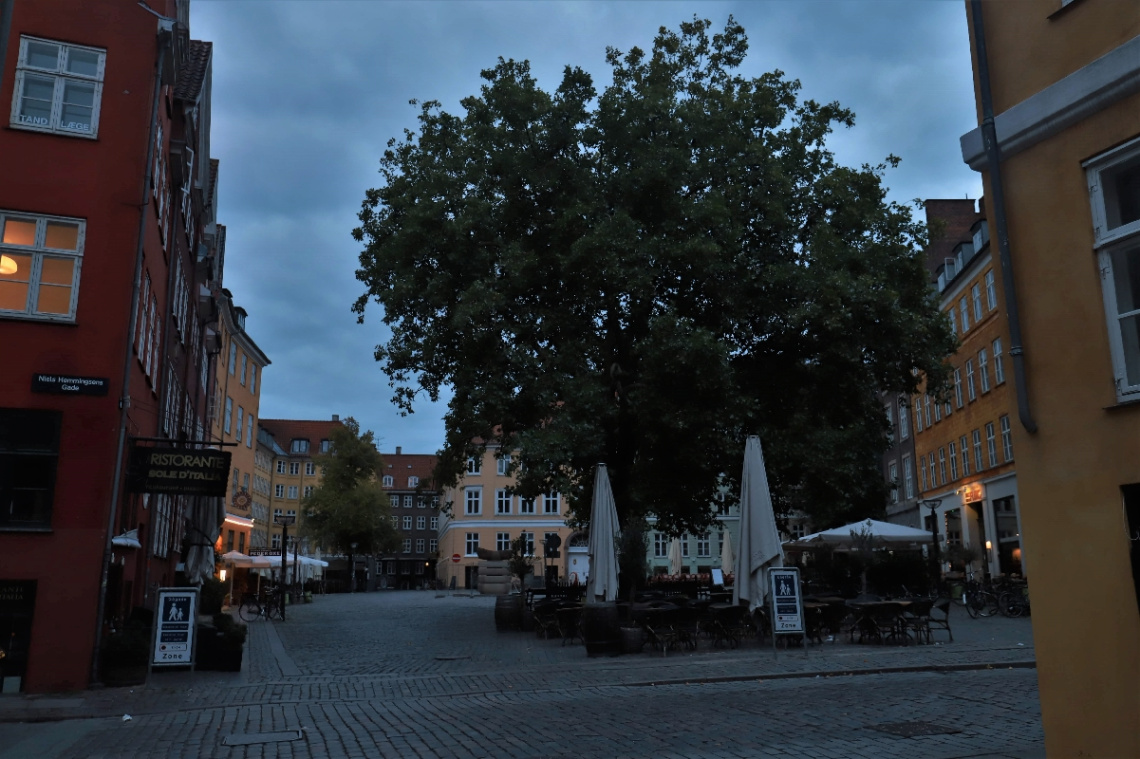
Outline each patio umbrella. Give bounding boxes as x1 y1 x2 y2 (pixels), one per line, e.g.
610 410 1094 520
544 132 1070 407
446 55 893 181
584 463 620 605
786 519 933 549
668 537 682 576
733 435 783 612
184 494 226 586
720 530 735 573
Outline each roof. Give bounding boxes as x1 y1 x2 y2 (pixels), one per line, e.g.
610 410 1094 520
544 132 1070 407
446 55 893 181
380 453 439 491
174 40 212 102
258 419 343 455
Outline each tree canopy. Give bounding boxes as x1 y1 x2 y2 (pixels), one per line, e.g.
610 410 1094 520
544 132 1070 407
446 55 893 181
353 17 955 535
300 418 400 556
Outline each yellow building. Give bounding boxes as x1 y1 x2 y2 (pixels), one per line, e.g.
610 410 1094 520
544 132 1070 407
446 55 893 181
437 444 577 590
208 289 270 553
960 1 1140 753
913 200 1022 578
258 417 341 552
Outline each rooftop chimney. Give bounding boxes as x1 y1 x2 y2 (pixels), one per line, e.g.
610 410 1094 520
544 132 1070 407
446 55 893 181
396 446 402 455
332 414 339 422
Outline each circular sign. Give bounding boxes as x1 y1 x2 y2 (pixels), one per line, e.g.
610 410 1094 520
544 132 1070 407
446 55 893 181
451 553 461 563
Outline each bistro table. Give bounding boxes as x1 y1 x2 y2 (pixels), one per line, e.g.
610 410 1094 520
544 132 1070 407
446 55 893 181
845 600 912 645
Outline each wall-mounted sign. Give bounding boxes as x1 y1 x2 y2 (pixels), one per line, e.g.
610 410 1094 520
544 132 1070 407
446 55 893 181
151 588 198 667
127 447 231 497
232 490 252 513
249 547 281 557
31 373 109 396
961 482 985 504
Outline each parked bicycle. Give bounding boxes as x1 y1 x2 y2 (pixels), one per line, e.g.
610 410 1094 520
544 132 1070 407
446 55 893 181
950 571 999 618
238 588 284 622
998 584 1031 617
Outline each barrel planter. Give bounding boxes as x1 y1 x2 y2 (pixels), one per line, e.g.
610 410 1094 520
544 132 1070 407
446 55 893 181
580 603 621 656
494 594 523 631
620 626 645 654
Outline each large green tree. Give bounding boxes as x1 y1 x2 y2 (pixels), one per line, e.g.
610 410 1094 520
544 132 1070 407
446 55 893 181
300 418 400 556
353 17 954 535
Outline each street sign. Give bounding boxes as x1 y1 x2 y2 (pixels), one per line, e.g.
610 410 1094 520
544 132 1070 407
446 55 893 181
768 567 805 633
451 553 461 563
274 514 296 526
151 588 198 667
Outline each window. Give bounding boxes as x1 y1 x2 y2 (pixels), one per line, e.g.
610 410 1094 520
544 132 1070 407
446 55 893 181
287 486 298 499
465 532 479 556
681 536 689 557
885 401 894 442
232 468 239 495
960 297 970 332
888 461 898 503
403 539 411 554
966 360 977 401
971 283 983 322
919 457 928 491
979 349 991 393
938 448 947 485
954 369 964 408
224 397 233 434
914 399 923 433
408 476 419 487
416 516 425 530
273 508 282 519
496 454 511 476
985 270 997 310
242 472 249 491
986 423 998 467
1086 138 1140 397
289 462 300 475
276 461 286 474
960 435 971 477
11 37 105 137
929 453 938 487
403 495 413 508
466 457 481 475
519 497 535 515
415 538 425 553
898 400 909 440
944 398 952 417
417 496 426 508
403 516 412 530
239 354 246 386
286 509 296 519
948 308 957 336
973 429 984 472
390 515 398 527
0 211 85 320
320 439 331 453
228 342 237 375
429 539 437 552
923 395 932 428
495 489 511 515
271 533 281 549
465 487 481 515
430 517 439 530
290 439 309 454
1000 415 1014 461
993 338 1005 384
235 406 244 443
274 484 284 498
544 492 560 514
250 366 257 396
303 485 313 497
382 475 393 487
948 442 959 481
654 533 667 558
933 395 941 423
246 415 254 448
521 531 534 555
697 533 711 557
305 462 316 476
903 455 914 499
0 408 60 528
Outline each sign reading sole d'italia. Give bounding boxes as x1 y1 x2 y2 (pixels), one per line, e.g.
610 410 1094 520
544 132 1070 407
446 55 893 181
127 447 231 497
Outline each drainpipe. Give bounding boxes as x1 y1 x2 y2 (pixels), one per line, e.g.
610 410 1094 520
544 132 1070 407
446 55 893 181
91 18 172 686
970 0 1038 434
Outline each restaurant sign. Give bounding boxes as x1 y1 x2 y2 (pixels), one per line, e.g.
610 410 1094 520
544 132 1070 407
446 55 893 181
961 482 985 504
127 447 231 497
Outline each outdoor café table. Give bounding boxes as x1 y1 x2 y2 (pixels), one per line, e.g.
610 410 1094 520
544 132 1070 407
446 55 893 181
845 600 911 645
802 601 828 644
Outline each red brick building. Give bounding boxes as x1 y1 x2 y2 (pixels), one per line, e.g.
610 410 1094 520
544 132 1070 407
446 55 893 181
0 0 227 692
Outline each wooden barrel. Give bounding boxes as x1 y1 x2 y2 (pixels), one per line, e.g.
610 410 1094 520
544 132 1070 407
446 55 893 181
580 604 621 656
494 594 523 631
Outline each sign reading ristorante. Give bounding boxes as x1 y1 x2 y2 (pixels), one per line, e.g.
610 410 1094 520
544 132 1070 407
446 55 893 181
127 447 231 497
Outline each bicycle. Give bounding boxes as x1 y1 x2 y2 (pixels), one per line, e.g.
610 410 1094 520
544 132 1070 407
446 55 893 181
950 571 999 618
998 584 1031 617
238 589 284 622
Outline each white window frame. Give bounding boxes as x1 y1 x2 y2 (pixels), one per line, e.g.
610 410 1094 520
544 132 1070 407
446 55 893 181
403 539 412 554
960 297 970 332
966 360 977 401
971 283 983 322
898 399 909 440
954 368 964 408
403 516 412 530
979 349 991 393
903 455 914 499
11 36 105 138
960 435 971 477
519 497 536 515
1000 415 1014 461
408 476 419 487
274 484 284 498
382 475 393 487
415 538 425 553
430 517 439 531
985 270 997 310
0 211 85 321
654 533 667 558
888 461 898 503
235 406 244 443
224 397 233 434
948 442 959 481
938 448 947 485
923 395 932 428
495 488 511 515
306 462 316 476
948 308 957 336
914 399 923 433
403 495 413 508
465 487 482 515
544 492 560 515
928 454 937 488
1085 136 1140 399
466 456 481 475
289 462 300 475
416 516 425 530
287 485 298 499
697 533 711 558
919 456 928 491
496 454 511 476
973 429 984 472
986 422 998 467
465 532 479 556
429 538 438 552
276 460 286 474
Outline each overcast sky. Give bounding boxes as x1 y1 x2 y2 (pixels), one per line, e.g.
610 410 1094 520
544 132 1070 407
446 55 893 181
191 0 983 456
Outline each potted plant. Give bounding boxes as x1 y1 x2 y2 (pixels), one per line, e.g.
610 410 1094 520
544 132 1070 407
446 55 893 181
494 536 532 631
99 619 150 686
197 614 247 671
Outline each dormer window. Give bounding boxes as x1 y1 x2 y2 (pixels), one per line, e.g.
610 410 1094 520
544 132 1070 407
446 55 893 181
290 439 309 454
319 439 331 453
408 476 419 487
382 475 393 487
971 220 989 251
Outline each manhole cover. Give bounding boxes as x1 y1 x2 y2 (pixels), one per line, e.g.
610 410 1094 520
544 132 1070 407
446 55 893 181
434 655 470 661
222 730 304 746
870 721 962 738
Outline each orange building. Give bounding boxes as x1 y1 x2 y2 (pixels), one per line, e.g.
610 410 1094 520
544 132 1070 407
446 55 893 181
257 416 342 552
959 0 1140 753
912 200 1022 578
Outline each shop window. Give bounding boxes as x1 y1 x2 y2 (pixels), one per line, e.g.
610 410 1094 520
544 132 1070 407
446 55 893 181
0 408 61 529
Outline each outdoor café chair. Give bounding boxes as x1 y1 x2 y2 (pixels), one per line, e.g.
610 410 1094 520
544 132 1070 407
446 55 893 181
925 598 953 642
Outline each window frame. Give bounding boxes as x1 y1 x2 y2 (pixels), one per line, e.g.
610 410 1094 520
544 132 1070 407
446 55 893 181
0 408 61 529
954 369 964 408
898 399 909 440
1000 415 1014 462
973 429 984 472
0 211 86 322
902 455 914 500
11 36 106 138
979 349 991 393
971 283 983 322
544 492 560 515
496 454 511 476
960 435 971 477
888 461 898 503
966 360 977 401
465 532 479 556
948 442 959 481
495 488 511 515
985 270 997 310
464 486 482 515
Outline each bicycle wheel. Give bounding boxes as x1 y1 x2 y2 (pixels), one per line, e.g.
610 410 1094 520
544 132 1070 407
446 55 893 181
266 596 284 621
965 591 981 618
238 597 261 623
976 592 998 617
998 591 1020 617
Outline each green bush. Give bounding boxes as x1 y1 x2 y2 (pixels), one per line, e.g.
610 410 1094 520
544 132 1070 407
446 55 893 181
100 620 150 667
212 613 247 649
199 578 227 615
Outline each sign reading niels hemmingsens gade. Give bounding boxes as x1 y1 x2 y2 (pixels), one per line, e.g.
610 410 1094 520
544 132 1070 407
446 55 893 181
128 447 231 497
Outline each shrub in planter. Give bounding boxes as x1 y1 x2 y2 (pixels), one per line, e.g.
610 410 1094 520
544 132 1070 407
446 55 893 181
197 614 247 672
99 619 150 686
199 578 227 615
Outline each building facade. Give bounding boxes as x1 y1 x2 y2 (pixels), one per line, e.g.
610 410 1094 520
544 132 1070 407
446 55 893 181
959 1 1140 752
257 417 342 554
912 200 1022 578
437 445 577 590
208 289 270 558
0 0 226 692
377 448 440 589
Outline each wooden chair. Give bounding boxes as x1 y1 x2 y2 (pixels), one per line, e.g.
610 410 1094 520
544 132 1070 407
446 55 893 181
925 598 953 643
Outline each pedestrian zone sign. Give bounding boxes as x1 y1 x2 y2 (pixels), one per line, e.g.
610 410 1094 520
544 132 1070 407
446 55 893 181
768 567 804 634
151 588 198 666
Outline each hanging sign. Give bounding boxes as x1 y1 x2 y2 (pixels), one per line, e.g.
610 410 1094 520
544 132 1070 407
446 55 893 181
127 447 231 496
151 588 198 666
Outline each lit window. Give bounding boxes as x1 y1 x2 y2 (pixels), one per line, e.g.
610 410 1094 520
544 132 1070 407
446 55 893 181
0 211 84 321
11 37 105 137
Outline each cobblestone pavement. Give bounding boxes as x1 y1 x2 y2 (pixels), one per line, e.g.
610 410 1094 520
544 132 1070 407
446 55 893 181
0 592 1044 759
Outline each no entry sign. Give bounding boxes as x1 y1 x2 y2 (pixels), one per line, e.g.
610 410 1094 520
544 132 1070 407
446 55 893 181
451 553 461 563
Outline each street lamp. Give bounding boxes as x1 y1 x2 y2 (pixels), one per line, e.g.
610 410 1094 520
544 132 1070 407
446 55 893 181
921 499 943 592
349 541 359 593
